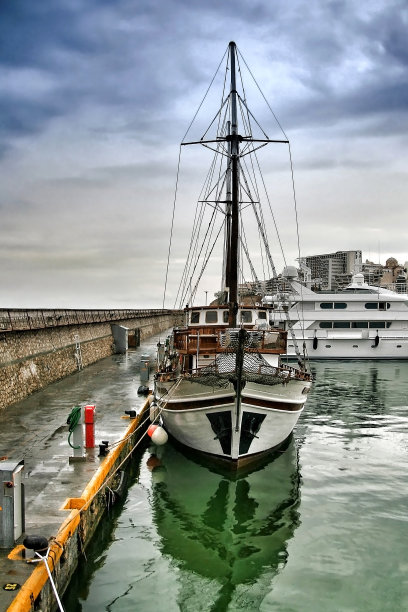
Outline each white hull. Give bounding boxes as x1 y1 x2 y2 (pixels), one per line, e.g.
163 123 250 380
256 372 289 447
156 377 309 462
286 335 408 359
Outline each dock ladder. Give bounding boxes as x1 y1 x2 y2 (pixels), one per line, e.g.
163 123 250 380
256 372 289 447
74 334 83 371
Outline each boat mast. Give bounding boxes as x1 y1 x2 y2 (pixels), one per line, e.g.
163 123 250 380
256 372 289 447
227 41 240 327
223 121 232 302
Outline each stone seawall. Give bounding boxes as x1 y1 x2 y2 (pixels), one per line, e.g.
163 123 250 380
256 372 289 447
0 311 180 411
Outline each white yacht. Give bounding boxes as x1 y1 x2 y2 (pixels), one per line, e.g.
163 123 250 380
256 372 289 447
265 272 408 359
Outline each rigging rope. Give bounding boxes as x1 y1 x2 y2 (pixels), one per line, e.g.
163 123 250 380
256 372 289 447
163 145 182 309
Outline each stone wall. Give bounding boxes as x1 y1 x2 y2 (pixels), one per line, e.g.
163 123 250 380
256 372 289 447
0 312 181 411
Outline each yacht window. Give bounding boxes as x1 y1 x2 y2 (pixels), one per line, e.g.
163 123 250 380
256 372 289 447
320 302 333 309
241 311 253 323
386 322 392 328
333 303 347 309
352 321 368 328
319 322 332 328
333 321 350 328
397 345 402 348
205 311 218 323
369 322 386 328
257 311 267 320
365 302 391 310
223 310 229 323
191 311 200 324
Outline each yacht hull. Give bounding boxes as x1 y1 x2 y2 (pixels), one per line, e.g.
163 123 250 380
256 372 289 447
286 336 408 359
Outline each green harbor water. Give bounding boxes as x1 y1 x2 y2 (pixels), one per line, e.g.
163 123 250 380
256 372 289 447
63 360 408 611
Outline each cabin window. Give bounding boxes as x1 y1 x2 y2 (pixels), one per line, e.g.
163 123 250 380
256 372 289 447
191 311 200 324
352 345 359 348
205 311 218 323
352 321 368 328
223 310 229 323
397 345 402 348
333 321 350 328
320 302 333 309
241 311 252 323
257 311 267 320
369 322 386 328
334 302 347 309
365 302 390 310
319 321 332 328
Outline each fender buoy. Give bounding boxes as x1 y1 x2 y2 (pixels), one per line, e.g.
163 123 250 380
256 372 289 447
312 336 318 350
147 424 158 437
151 426 168 446
374 334 380 347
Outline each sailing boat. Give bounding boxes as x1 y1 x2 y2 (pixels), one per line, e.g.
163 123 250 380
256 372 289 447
154 42 312 467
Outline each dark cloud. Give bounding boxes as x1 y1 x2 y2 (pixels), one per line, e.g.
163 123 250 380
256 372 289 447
0 0 407 307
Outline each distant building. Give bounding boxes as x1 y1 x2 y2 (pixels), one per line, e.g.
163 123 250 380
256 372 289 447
363 257 407 293
240 251 407 296
299 250 362 290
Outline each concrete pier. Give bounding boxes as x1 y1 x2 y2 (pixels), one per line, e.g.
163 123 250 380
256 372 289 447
0 331 166 611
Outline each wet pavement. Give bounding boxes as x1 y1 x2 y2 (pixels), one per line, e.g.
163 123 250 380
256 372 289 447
0 330 167 610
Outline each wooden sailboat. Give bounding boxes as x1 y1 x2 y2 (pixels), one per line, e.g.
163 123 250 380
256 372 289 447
154 42 312 467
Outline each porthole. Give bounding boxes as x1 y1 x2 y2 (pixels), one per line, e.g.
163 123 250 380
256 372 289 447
397 345 402 348
353 345 358 348
325 344 331 348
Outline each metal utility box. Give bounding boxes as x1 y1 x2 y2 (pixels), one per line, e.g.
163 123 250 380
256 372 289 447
0 459 25 548
140 354 150 382
112 324 129 354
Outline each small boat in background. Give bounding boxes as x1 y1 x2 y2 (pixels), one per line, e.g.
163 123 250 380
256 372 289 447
154 42 312 467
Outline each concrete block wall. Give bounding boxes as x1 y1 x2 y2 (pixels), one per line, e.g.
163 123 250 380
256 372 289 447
0 312 181 411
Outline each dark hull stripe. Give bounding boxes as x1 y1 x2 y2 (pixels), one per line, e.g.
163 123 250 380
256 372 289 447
161 396 303 412
161 397 234 410
242 396 304 412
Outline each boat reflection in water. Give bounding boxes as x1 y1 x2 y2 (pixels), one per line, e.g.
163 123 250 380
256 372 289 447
148 438 302 611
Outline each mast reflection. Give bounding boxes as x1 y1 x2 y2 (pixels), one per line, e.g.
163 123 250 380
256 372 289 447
148 439 302 610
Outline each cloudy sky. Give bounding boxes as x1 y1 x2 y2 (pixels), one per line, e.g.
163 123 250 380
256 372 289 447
1 0 407 309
